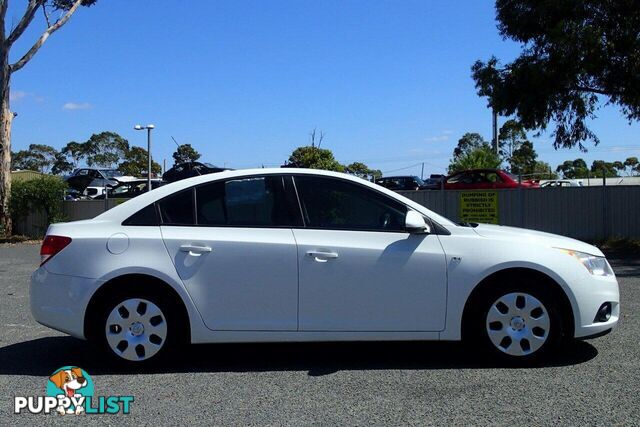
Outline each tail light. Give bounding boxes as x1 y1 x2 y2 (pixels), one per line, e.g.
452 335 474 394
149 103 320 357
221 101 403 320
40 235 72 266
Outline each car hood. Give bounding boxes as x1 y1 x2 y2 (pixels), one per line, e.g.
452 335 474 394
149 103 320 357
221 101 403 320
472 223 604 257
113 176 139 183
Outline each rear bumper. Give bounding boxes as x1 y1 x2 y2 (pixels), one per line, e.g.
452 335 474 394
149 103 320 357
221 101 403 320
30 268 97 339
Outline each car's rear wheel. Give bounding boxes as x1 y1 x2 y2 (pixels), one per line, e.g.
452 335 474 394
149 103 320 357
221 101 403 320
471 282 565 364
96 290 179 364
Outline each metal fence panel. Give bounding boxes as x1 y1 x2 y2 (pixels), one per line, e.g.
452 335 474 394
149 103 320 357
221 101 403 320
400 186 640 241
13 187 640 241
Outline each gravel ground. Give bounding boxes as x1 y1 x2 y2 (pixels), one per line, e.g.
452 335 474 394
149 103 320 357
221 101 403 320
0 243 638 426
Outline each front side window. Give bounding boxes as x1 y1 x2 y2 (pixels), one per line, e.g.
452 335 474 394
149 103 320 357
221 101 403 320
196 176 301 227
294 176 407 232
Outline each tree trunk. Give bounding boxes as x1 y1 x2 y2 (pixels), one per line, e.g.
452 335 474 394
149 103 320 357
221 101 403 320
0 50 12 236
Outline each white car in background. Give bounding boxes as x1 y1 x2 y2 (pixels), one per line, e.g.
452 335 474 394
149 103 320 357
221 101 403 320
540 179 584 188
31 169 619 364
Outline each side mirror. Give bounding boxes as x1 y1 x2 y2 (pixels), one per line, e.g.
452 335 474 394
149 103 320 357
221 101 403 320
405 210 430 234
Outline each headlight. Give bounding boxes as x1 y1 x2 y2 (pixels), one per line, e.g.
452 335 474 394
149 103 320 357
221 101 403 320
558 249 614 276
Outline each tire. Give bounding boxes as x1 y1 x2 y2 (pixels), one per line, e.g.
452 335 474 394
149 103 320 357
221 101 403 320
468 280 565 364
92 288 182 365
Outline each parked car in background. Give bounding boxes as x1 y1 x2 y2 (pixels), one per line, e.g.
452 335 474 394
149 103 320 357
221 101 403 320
83 186 107 199
423 174 445 189
540 180 584 188
163 162 228 183
376 175 432 191
444 169 540 190
65 168 137 193
93 179 164 199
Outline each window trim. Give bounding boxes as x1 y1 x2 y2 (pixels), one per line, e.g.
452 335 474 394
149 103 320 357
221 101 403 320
123 173 450 234
155 174 303 229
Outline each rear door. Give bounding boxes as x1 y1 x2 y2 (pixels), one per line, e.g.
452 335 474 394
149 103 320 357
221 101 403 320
160 175 302 331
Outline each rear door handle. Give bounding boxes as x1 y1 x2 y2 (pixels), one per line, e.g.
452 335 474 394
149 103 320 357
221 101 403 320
306 250 339 263
180 244 212 256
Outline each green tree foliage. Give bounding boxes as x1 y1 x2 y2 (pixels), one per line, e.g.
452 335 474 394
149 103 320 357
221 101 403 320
556 159 590 179
9 175 67 233
472 1 640 150
56 132 130 171
84 132 129 168
172 143 201 165
453 133 488 159
532 161 558 180
61 141 90 168
345 162 382 181
448 145 502 174
510 141 538 176
53 0 98 8
118 146 161 177
11 144 58 172
285 146 344 172
590 160 623 178
498 119 528 163
51 152 73 175
622 157 639 176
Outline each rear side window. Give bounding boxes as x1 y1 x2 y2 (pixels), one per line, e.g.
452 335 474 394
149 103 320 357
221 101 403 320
294 176 407 232
122 203 159 226
196 176 301 227
158 189 195 225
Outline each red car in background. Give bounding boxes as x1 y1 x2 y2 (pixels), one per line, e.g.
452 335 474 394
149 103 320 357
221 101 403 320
444 169 540 190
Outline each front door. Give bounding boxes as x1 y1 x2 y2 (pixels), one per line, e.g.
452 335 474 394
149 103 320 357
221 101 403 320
292 176 448 331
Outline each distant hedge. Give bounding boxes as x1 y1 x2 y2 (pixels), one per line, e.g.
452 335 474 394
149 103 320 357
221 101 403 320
10 175 68 227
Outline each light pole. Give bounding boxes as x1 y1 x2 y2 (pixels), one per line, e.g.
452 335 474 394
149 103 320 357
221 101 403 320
134 124 155 192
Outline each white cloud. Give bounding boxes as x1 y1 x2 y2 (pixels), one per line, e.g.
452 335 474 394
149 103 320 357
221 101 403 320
10 90 28 102
63 102 92 110
424 134 449 142
424 130 453 143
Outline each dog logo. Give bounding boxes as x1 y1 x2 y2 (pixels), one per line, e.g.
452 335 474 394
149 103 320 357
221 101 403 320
46 366 94 415
15 366 133 415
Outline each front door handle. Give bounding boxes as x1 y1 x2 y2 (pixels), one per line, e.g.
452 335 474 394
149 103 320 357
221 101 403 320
306 250 339 263
180 244 212 256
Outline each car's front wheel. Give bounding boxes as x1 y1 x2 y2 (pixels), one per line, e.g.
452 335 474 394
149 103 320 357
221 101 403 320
471 283 565 363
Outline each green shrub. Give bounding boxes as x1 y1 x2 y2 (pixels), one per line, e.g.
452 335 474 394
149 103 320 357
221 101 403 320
10 176 68 228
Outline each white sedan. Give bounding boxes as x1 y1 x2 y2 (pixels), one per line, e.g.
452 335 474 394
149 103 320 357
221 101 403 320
31 169 619 364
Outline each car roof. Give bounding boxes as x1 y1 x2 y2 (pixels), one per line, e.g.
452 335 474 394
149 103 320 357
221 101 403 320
94 168 454 226
451 169 502 173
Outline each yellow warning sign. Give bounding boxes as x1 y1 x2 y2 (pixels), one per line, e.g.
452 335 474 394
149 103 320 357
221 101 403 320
459 191 499 224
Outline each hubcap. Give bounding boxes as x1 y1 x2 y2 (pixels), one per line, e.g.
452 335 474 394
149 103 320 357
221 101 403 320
105 298 167 361
486 292 550 356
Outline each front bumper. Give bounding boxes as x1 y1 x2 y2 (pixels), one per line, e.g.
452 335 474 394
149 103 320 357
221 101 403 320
572 274 620 339
30 268 98 339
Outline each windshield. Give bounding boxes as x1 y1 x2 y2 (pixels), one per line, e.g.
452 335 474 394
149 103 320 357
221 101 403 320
101 169 123 178
414 176 425 186
505 172 518 181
